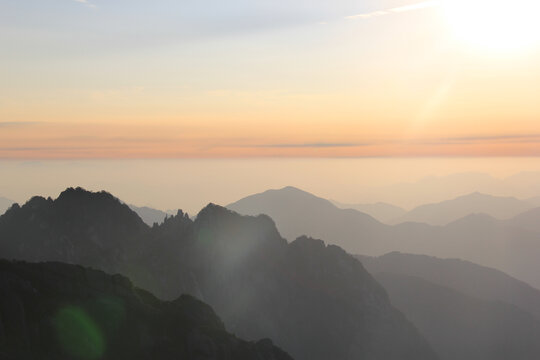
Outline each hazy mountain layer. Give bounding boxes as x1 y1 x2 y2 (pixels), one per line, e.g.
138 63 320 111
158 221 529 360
331 200 406 223
375 272 540 360
227 186 540 288
357 252 540 319
0 187 437 360
129 204 174 226
0 259 292 360
505 207 540 234
391 192 534 225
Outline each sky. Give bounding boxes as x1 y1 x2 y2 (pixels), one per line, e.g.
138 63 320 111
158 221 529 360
2 1 540 210
2 0 540 159
3 158 540 213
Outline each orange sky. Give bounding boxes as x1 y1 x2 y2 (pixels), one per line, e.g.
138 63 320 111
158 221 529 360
2 0 540 159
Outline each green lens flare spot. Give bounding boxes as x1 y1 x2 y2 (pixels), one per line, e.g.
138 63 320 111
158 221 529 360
197 226 214 245
53 306 105 360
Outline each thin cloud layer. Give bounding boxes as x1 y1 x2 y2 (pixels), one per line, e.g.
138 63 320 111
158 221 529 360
73 0 96 8
346 0 439 20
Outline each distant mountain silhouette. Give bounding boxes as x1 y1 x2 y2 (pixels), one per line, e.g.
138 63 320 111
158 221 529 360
0 196 14 215
357 252 540 319
375 272 540 360
355 172 540 209
0 187 437 360
331 200 406 223
129 204 174 226
391 192 534 225
227 186 540 289
227 186 388 252
0 259 292 360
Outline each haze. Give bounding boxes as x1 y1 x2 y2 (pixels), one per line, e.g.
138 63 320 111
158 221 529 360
2 157 540 214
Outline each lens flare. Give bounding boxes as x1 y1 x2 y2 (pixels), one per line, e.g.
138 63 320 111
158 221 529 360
53 306 105 360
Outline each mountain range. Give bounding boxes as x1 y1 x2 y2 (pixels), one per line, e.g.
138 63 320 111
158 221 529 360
355 252 540 360
375 272 540 360
389 192 534 225
227 186 540 288
0 187 437 360
330 192 534 226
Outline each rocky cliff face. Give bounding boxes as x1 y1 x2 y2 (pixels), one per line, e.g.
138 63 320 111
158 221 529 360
0 188 438 360
0 260 293 360
0 188 148 274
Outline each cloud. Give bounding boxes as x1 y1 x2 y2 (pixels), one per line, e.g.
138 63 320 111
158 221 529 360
73 0 96 9
246 142 369 149
0 122 42 128
346 0 439 20
442 134 540 144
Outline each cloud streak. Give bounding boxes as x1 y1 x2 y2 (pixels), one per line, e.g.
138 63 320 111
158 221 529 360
73 0 96 9
0 122 42 128
246 143 369 149
346 0 439 20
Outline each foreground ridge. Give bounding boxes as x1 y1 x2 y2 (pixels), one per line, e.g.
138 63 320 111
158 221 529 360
0 259 293 360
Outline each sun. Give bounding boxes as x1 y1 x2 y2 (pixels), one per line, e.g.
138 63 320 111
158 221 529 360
442 0 540 53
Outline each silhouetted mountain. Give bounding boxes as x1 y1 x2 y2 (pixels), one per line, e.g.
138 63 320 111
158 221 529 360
0 187 437 360
331 200 406 223
189 205 437 360
0 197 14 216
0 259 292 360
0 187 149 275
356 172 540 209
227 187 540 289
375 272 540 360
357 252 540 319
391 192 534 225
227 186 389 253
129 204 174 226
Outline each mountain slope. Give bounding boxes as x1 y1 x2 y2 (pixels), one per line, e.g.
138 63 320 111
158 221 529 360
331 201 406 224
392 192 534 226
192 204 437 360
357 252 540 319
129 204 174 226
375 272 540 360
0 259 292 360
0 187 438 360
0 197 14 216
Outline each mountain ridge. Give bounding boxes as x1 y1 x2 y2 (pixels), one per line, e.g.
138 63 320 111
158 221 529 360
357 252 540 319
391 192 534 225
